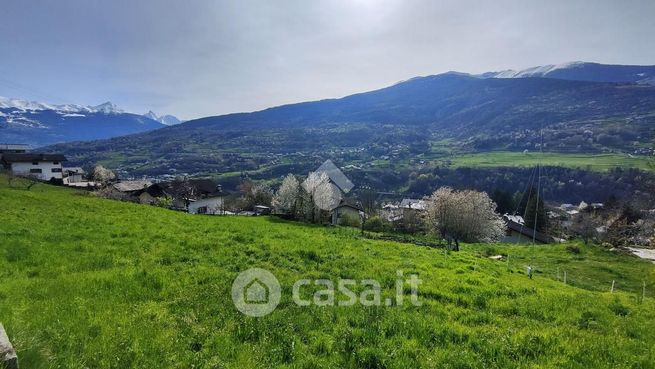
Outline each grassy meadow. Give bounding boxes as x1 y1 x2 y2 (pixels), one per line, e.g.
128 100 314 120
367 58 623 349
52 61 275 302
1 177 655 368
440 151 655 172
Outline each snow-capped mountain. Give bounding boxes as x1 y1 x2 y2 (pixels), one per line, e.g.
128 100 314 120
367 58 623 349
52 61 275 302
92 101 124 114
143 110 182 126
0 97 125 114
0 97 165 147
478 62 655 84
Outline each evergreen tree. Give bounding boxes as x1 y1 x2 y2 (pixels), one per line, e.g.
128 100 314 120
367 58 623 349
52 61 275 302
490 188 515 215
523 186 547 232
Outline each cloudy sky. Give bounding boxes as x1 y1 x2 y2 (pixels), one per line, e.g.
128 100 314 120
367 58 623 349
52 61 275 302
1 0 654 120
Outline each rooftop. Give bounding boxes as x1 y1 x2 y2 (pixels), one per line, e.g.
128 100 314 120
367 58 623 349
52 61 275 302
112 180 153 192
0 144 31 151
315 160 354 194
506 220 552 244
0 153 67 163
400 198 427 210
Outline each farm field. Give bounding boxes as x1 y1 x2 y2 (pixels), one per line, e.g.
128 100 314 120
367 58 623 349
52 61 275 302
441 151 655 172
0 177 654 368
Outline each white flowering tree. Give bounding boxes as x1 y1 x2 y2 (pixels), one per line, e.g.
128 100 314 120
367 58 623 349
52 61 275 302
424 187 505 251
272 174 300 215
92 165 116 186
301 171 334 223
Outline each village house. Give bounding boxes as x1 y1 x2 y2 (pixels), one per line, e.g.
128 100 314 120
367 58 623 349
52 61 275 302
187 193 224 214
63 167 86 184
501 214 552 244
106 178 225 213
1 153 67 181
254 205 271 215
331 200 364 226
107 180 154 201
380 203 403 222
162 179 224 214
400 198 427 217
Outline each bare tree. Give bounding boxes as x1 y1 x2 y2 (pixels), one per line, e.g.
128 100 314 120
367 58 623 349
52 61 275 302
571 212 601 245
359 187 378 216
424 187 505 251
174 177 197 209
272 174 300 215
240 180 273 209
4 171 39 190
23 175 40 190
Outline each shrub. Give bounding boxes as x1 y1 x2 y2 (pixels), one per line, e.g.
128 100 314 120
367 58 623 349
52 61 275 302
154 196 173 208
338 213 362 228
363 216 389 233
578 311 601 330
609 300 630 316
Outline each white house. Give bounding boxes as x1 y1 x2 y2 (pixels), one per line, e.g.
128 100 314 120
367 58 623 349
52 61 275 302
1 153 67 181
188 196 225 215
63 167 85 184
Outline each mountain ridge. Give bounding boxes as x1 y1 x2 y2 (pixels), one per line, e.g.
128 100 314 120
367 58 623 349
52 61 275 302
0 97 183 147
144 110 183 126
476 61 655 84
44 63 655 181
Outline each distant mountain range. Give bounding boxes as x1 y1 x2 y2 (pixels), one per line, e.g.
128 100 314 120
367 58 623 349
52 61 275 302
7 61 654 150
45 62 655 181
143 111 183 126
0 97 182 147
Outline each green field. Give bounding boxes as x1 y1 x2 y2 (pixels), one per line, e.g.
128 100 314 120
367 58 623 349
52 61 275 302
441 151 654 172
1 177 655 368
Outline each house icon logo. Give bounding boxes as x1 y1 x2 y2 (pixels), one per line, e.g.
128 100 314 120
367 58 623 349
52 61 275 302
231 268 281 317
245 279 268 303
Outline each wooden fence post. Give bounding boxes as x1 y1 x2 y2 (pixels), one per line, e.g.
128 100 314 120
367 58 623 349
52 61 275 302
611 280 615 293
0 323 18 369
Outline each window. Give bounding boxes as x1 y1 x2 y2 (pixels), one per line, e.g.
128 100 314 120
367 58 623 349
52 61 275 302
52 168 62 173
53 161 59 165
32 161 39 165
30 168 42 174
197 206 208 214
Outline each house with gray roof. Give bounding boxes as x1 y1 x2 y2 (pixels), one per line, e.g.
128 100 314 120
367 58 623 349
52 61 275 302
1 153 67 181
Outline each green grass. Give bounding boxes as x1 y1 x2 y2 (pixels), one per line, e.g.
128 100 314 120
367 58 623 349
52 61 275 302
442 151 655 172
1 177 655 368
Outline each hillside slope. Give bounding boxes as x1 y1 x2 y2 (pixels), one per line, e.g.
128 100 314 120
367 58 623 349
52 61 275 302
45 73 655 180
0 178 654 368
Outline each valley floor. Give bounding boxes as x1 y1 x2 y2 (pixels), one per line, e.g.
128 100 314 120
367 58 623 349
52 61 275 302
437 151 654 172
0 177 654 368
